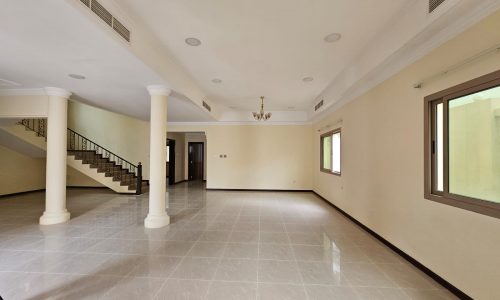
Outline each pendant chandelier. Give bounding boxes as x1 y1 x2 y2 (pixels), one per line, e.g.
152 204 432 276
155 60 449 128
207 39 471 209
253 96 272 121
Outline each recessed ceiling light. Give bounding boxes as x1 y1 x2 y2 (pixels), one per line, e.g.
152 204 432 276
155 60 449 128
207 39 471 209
212 78 222 83
302 77 314 82
185 37 201 46
324 33 342 43
68 74 86 80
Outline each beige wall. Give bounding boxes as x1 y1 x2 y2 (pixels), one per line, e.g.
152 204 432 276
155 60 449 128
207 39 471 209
68 100 313 190
167 132 186 183
0 145 46 195
68 100 150 179
169 125 313 190
0 95 48 118
313 11 500 299
66 166 103 187
0 145 104 195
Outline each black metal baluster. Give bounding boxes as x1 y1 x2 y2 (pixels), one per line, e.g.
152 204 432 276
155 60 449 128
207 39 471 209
20 120 143 194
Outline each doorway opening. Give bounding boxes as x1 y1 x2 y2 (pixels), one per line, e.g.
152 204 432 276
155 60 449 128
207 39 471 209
188 142 204 181
166 132 207 185
167 139 175 185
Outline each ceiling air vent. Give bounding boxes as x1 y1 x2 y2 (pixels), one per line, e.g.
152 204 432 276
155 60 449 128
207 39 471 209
202 101 212 112
112 19 130 42
314 99 324 111
80 0 90 8
429 0 446 13
91 1 112 26
79 0 131 42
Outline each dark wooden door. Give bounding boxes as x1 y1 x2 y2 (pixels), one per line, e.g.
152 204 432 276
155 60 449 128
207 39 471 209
188 142 204 181
167 139 175 185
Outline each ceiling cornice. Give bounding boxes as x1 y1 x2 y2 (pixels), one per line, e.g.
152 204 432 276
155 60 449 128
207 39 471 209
146 85 172 96
45 87 72 99
0 88 47 96
310 0 500 123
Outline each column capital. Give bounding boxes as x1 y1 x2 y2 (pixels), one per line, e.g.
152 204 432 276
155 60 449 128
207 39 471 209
44 87 72 99
147 85 171 96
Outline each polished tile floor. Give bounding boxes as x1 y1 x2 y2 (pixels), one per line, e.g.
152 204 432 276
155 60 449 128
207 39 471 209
0 182 457 300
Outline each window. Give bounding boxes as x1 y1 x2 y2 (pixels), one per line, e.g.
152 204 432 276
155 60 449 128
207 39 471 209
320 129 341 175
424 70 500 218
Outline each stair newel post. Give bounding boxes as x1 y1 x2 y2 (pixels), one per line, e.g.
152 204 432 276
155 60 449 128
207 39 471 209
136 162 142 195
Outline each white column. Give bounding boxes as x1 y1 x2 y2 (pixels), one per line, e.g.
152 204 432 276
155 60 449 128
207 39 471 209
40 87 71 225
144 85 171 228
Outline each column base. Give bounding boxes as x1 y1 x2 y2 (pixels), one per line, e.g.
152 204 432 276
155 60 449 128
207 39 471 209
144 213 170 228
39 210 70 225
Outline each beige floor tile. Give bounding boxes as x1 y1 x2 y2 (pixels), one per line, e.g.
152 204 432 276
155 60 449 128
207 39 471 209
224 242 259 258
258 260 302 284
171 257 221 280
402 288 459 300
214 258 258 281
259 243 294 260
151 241 195 256
305 285 360 300
155 279 211 300
0 184 456 299
198 230 231 242
102 276 164 299
297 261 349 285
129 255 182 278
228 231 260 243
355 287 411 299
342 263 397 288
206 281 257 300
259 232 290 244
288 232 322 245
187 241 226 258
258 283 307 300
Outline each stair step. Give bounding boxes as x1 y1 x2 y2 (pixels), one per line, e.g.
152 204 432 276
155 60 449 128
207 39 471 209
90 163 120 169
18 121 147 195
128 181 149 191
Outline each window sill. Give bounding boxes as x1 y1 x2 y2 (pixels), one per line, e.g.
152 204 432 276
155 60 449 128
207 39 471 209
424 193 500 219
320 169 341 177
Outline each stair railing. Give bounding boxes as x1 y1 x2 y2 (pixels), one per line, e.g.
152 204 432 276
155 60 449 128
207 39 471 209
19 119 47 140
18 119 144 194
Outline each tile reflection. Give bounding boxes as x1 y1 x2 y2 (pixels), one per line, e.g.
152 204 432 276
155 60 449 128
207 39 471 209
323 232 342 280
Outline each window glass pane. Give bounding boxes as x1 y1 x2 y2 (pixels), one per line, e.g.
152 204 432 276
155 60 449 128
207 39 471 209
436 103 444 192
332 132 341 173
448 85 500 203
322 136 332 170
167 146 170 162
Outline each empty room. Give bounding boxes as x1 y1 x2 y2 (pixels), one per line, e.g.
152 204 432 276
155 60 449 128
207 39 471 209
0 0 499 299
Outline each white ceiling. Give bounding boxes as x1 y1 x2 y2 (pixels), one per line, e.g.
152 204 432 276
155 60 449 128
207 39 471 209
0 0 214 122
1 0 498 124
118 0 411 111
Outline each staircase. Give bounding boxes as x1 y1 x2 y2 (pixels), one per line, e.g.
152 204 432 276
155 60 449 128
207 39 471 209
11 119 148 194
